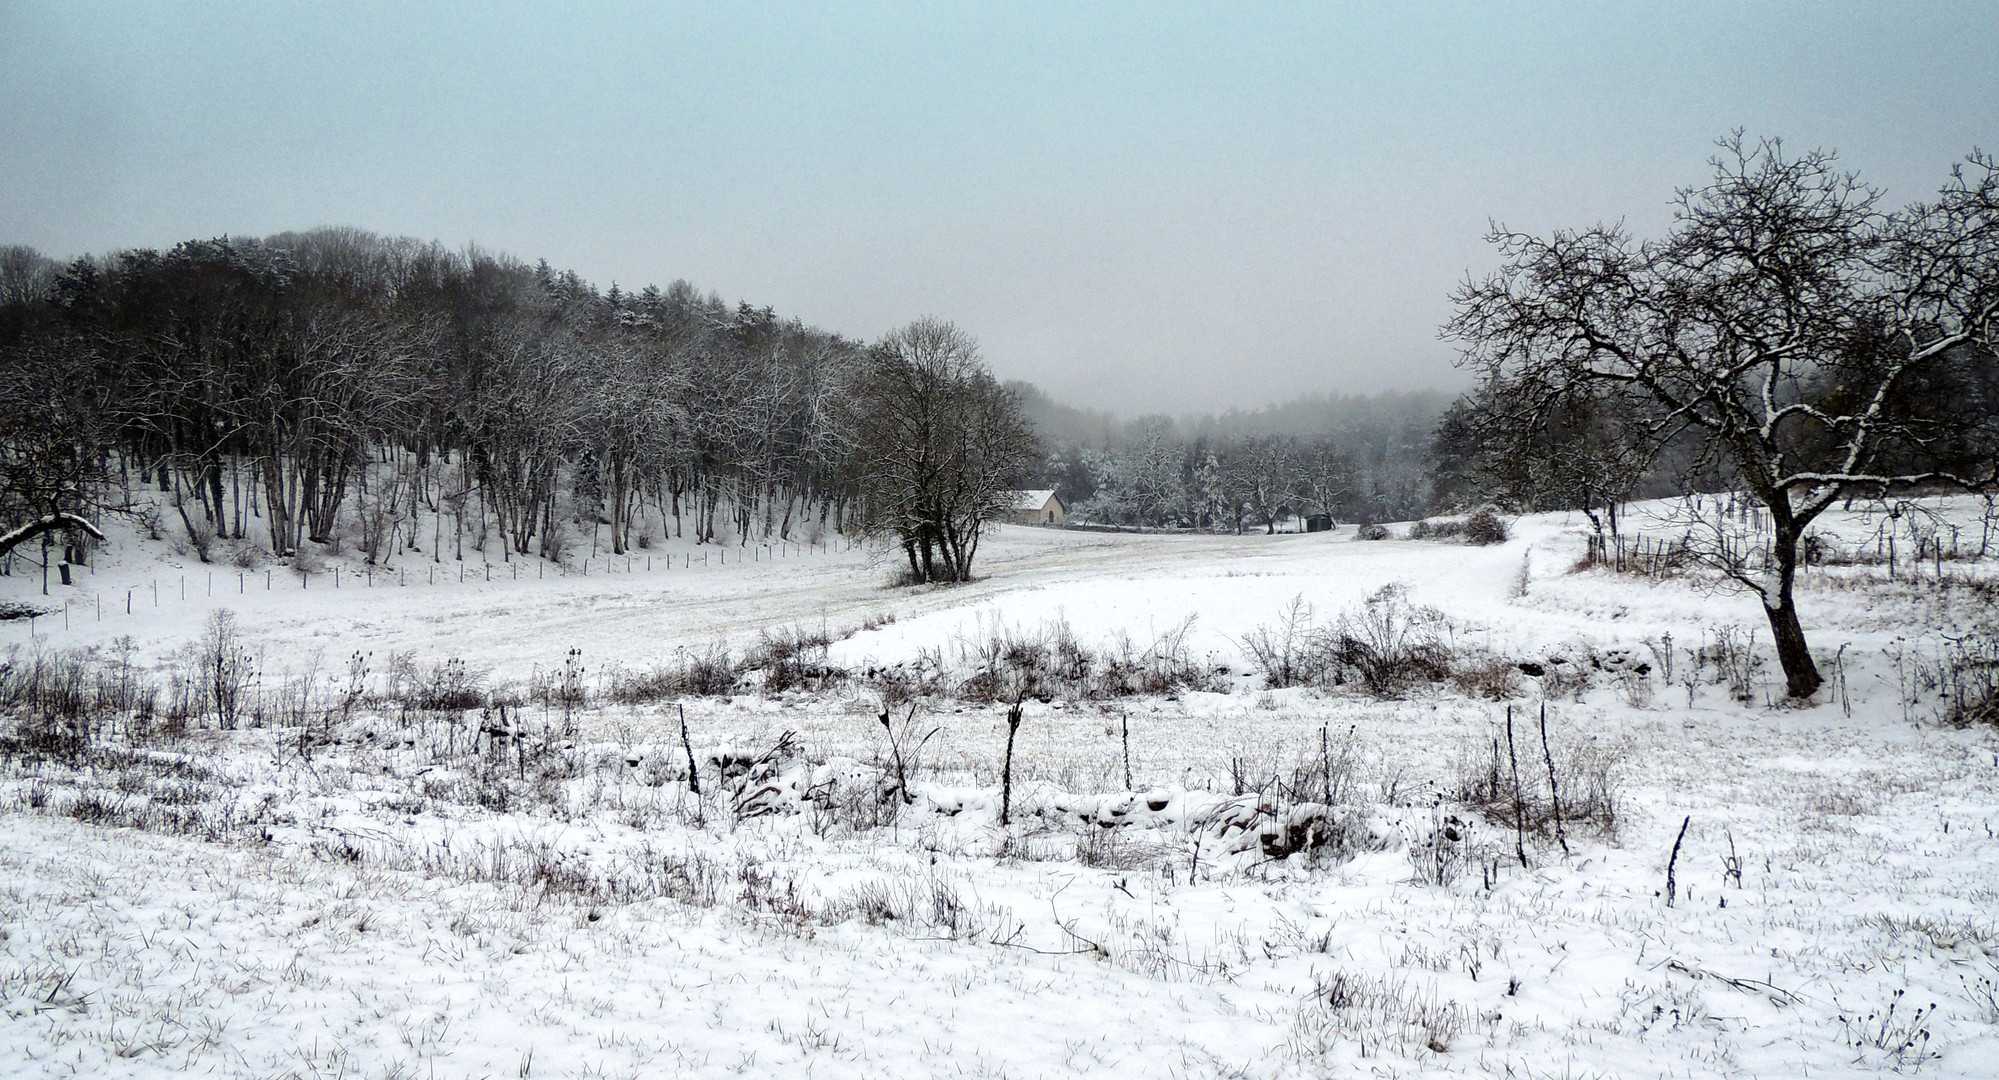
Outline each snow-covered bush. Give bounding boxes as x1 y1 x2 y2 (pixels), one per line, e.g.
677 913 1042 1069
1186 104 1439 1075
386 651 488 711
1463 510 1507 545
1325 585 1456 696
1239 597 1318 688
604 646 736 702
1241 586 1483 699
1897 629 1999 728
167 610 258 729
949 615 1226 702
1406 512 1506 545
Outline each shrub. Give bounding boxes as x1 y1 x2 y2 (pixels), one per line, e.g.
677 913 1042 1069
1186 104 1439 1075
1464 511 1508 545
1455 715 1622 842
605 646 737 702
386 651 488 711
179 610 257 728
1240 586 1507 699
1449 656 1520 700
179 518 217 563
1239 597 1319 689
1930 631 1999 728
744 626 845 695
885 564 928 588
1353 523 1390 541
1323 584 1455 697
950 615 1223 702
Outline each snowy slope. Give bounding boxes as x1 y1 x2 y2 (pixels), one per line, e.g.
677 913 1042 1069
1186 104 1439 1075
2 499 1996 1078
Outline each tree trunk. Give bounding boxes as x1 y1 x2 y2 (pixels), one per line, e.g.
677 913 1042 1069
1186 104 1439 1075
609 454 627 555
1763 532 1822 699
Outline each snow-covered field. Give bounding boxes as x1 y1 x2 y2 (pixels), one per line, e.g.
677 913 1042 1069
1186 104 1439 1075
2 501 1997 1078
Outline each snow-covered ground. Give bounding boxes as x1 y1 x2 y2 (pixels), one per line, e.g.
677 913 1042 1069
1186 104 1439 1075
2 501 1997 1078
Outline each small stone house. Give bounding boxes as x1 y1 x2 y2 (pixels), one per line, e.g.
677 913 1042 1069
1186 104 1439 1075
1003 489 1067 526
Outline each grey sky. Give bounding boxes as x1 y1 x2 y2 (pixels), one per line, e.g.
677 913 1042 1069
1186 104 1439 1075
3 2 1995 414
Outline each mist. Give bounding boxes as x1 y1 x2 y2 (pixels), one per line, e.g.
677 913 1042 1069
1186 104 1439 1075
4 1 1995 414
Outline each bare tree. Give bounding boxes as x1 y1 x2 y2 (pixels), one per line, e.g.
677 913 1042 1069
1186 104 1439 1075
846 318 1036 583
1446 135 1999 698
0 246 57 308
0 339 110 556
1432 382 1656 549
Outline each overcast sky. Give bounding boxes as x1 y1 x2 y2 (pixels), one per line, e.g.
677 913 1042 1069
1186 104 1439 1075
3 2 1995 413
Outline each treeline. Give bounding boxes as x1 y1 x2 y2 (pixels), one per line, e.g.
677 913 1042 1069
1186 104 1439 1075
1019 387 1447 530
1 229 877 566
1 224 1468 564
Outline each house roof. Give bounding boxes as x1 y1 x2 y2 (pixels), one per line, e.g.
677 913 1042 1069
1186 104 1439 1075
1006 489 1062 511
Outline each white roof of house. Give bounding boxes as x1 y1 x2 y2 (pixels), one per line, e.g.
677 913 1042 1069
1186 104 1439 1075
1007 489 1061 510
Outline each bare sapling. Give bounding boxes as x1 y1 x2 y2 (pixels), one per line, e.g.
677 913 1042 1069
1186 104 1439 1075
679 703 700 796
1665 814 1691 907
1000 699 1025 826
1721 829 1743 890
1505 705 1528 868
1321 725 1333 804
1538 702 1569 857
879 703 937 805
1120 709 1133 791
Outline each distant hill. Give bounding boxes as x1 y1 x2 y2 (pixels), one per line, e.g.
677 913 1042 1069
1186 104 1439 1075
1008 381 1452 448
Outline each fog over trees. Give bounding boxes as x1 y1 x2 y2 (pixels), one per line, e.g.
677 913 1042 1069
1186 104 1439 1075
1018 385 1450 531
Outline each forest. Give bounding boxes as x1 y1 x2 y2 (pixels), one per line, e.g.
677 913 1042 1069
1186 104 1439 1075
0 229 1457 580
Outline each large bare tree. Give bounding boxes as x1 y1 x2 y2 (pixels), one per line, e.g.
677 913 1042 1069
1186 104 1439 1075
1446 136 1999 698
846 318 1036 583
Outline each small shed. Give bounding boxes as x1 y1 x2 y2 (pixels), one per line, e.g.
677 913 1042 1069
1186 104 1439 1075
1004 489 1067 526
1305 513 1335 533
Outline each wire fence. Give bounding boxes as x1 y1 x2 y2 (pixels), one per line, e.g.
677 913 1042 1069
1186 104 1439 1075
5 536 866 638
